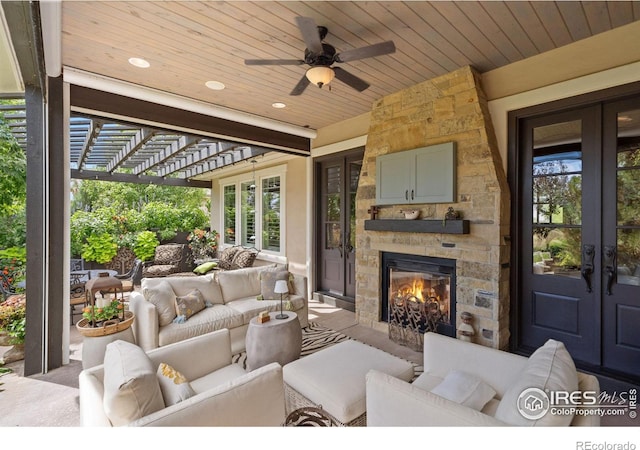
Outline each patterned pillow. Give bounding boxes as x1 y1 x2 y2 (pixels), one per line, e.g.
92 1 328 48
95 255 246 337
217 246 241 270
231 248 259 269
173 288 206 323
157 362 196 407
258 269 292 300
142 280 177 326
154 244 183 265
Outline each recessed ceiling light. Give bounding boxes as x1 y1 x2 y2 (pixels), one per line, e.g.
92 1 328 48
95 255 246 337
272 102 286 109
128 57 150 68
205 81 226 90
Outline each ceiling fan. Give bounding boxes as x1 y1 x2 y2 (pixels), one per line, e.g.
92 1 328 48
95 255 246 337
245 16 396 96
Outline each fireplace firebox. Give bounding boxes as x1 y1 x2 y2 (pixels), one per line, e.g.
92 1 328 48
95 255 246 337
381 252 456 351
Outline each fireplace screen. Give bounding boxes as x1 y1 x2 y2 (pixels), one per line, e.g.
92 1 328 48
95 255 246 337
382 253 455 351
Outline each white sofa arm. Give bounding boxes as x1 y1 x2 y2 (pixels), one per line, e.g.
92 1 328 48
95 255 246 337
130 362 285 427
129 291 159 351
79 370 111 427
366 370 507 427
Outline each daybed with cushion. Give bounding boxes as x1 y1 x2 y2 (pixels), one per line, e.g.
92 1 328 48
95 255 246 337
366 332 600 427
130 265 308 354
79 329 285 426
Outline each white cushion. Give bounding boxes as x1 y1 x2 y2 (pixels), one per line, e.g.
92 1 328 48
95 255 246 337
157 362 196 406
103 340 165 426
216 266 275 302
430 370 497 411
495 339 579 426
142 279 177 326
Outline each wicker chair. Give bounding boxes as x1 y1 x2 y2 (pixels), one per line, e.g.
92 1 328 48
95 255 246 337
141 244 191 278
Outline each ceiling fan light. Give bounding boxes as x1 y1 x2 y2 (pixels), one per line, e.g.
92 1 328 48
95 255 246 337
306 66 335 88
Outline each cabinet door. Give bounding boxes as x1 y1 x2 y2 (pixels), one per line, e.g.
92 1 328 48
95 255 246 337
413 142 456 203
376 152 414 205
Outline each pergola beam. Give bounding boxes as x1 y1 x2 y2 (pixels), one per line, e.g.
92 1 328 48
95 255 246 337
71 169 211 188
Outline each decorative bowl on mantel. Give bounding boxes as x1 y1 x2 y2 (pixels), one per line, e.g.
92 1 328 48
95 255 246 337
400 209 420 220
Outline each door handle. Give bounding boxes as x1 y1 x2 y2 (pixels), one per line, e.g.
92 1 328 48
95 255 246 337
337 242 343 258
411 189 414 200
603 245 616 295
405 190 409 201
581 244 595 293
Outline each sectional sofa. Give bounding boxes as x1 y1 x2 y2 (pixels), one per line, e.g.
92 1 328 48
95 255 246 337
130 265 308 355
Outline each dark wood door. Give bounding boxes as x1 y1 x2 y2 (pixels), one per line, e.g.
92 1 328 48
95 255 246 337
517 100 640 381
519 106 601 365
317 152 362 306
601 98 640 378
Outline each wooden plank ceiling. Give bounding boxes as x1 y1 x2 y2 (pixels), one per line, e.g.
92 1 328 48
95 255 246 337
19 1 640 182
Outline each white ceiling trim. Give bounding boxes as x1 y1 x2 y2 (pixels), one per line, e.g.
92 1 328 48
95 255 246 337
63 67 317 140
40 0 62 78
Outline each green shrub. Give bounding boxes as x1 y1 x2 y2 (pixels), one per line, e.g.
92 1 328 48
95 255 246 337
134 231 159 262
81 233 118 264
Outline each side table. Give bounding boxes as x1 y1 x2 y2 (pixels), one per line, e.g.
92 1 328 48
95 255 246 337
245 311 302 372
81 327 135 369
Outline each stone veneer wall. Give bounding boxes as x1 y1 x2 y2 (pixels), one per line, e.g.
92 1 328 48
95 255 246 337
355 66 511 350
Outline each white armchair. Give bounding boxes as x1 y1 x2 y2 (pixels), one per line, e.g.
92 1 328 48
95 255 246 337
79 328 285 426
366 332 600 427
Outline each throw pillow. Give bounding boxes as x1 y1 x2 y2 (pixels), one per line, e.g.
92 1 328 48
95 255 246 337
103 340 165 426
430 370 497 411
258 269 292 300
193 261 217 274
231 248 259 269
217 246 241 270
173 288 206 323
142 280 177 326
157 362 196 406
494 339 579 426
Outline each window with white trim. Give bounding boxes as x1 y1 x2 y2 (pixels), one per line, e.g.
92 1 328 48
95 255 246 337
220 166 285 255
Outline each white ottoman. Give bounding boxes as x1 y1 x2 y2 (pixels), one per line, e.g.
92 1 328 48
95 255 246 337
282 340 415 426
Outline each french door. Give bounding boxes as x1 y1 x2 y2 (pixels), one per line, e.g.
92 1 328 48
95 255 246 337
517 98 640 381
316 151 363 310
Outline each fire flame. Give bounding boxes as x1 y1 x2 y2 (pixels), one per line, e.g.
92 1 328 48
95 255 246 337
397 277 425 302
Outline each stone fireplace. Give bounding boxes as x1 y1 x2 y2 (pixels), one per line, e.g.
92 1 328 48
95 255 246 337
355 66 511 351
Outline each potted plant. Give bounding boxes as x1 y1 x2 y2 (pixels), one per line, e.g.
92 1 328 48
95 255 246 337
0 295 26 363
81 232 118 265
187 228 219 261
133 230 159 262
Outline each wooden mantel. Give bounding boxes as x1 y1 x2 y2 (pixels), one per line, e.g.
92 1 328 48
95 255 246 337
363 219 470 234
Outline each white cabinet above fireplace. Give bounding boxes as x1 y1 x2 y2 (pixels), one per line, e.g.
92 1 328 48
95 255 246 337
375 142 456 205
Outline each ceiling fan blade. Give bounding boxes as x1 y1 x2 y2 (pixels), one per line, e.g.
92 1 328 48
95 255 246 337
335 41 396 63
245 59 305 66
295 16 323 55
333 67 370 92
290 75 310 96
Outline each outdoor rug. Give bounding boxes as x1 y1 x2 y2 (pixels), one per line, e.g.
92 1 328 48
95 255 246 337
232 322 423 380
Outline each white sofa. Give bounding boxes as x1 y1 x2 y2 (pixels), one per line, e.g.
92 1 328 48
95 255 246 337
79 329 286 426
366 332 600 427
130 265 309 354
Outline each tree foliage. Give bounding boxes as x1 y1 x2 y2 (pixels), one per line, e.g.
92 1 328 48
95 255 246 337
0 103 27 249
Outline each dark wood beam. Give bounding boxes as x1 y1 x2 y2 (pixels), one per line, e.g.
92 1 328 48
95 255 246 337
71 169 211 188
70 85 311 154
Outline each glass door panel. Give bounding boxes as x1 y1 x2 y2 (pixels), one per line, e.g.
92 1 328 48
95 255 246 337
532 120 583 278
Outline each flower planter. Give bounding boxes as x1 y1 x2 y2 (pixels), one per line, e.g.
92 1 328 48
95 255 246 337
76 311 135 337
